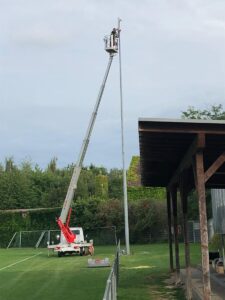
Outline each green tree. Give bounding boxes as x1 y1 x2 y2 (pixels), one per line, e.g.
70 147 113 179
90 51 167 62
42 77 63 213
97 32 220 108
127 156 165 201
95 174 108 199
89 164 107 176
47 157 58 173
108 169 123 199
0 169 34 209
127 156 141 186
5 157 17 172
181 104 225 120
20 160 33 175
76 169 92 199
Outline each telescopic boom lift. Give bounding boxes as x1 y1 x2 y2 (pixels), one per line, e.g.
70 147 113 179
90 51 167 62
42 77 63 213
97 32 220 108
49 25 119 256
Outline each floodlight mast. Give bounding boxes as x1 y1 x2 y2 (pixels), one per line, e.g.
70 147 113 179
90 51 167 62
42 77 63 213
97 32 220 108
57 26 119 243
118 18 130 255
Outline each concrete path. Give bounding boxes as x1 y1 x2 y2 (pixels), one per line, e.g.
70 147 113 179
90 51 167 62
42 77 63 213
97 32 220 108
181 267 225 300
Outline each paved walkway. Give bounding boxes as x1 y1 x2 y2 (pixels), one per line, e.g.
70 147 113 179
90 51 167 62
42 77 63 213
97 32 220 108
181 267 225 300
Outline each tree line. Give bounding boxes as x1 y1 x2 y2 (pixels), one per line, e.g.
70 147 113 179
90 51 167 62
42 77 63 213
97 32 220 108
0 158 124 210
0 156 167 246
0 104 224 247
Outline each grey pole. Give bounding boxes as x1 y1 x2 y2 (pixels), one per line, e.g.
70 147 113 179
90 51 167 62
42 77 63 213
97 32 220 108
19 231 22 248
118 18 130 255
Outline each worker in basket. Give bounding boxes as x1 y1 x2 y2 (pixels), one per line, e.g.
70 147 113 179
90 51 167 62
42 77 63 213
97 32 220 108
110 28 118 48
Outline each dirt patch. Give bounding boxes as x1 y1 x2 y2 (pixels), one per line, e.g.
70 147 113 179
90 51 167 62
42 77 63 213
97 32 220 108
145 273 185 299
148 287 176 300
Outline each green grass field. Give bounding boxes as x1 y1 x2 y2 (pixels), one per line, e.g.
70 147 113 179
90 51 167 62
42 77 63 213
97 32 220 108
0 246 114 300
0 244 201 300
119 243 201 300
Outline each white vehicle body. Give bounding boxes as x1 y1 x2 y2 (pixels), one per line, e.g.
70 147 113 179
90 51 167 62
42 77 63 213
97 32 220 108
48 227 94 257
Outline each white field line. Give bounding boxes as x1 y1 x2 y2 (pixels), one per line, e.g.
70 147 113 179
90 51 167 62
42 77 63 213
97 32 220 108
0 252 42 271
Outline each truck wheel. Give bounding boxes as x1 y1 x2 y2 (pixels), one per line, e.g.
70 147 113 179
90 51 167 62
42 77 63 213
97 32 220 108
58 252 62 257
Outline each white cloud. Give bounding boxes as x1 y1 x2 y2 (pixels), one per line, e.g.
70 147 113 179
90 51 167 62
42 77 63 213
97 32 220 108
1 0 225 168
12 26 70 47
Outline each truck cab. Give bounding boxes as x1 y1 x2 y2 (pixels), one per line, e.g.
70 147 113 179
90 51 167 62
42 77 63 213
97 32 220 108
60 227 84 244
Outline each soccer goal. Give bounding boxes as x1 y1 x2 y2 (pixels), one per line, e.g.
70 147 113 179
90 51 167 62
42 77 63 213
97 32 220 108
7 230 60 248
7 226 117 248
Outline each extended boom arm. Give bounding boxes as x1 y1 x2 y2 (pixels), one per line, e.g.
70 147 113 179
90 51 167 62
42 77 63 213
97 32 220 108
57 27 119 243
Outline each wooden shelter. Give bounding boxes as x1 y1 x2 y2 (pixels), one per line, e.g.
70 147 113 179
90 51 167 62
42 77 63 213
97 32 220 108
138 118 225 300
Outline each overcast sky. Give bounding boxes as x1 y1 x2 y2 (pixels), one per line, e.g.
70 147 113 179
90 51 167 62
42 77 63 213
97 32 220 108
1 0 225 169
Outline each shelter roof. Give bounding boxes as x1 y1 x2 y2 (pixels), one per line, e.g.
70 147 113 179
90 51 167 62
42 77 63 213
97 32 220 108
138 118 225 189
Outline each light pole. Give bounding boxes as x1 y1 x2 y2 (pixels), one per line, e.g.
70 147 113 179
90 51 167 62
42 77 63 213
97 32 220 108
118 18 130 255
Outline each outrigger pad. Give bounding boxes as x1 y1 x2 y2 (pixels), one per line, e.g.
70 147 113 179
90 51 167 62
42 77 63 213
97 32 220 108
87 258 110 268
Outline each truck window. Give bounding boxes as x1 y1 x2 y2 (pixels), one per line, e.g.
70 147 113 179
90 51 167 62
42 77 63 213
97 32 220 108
72 230 80 235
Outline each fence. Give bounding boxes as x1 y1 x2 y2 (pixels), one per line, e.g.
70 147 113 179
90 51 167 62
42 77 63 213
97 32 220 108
6 226 118 248
102 241 120 300
188 221 200 243
211 189 225 234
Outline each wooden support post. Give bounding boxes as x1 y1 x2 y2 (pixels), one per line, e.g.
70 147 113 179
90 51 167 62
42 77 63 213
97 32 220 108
180 174 192 299
171 186 180 283
166 189 174 272
195 151 211 300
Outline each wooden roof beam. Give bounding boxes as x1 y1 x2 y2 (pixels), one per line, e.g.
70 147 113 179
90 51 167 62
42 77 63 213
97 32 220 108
204 151 225 183
168 133 205 189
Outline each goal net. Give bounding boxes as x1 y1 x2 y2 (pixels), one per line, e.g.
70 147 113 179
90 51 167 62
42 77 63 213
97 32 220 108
7 230 60 248
7 226 117 248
